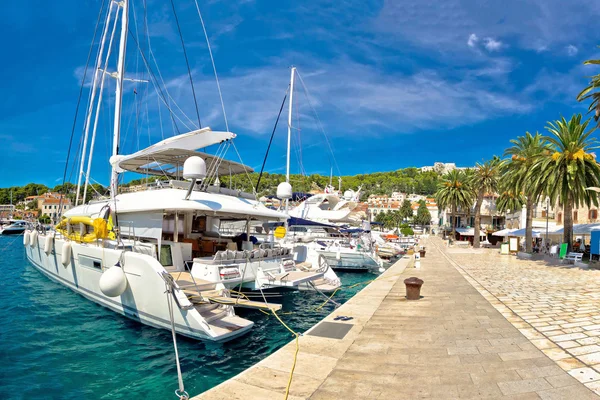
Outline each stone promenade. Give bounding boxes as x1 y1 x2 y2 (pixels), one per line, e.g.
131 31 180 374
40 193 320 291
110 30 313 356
193 238 598 399
449 246 600 397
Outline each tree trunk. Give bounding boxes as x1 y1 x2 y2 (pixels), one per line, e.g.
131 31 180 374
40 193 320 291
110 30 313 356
450 204 456 239
525 197 533 253
564 200 573 253
473 190 484 248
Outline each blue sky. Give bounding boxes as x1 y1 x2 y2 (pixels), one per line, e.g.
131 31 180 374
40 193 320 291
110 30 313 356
1 0 599 188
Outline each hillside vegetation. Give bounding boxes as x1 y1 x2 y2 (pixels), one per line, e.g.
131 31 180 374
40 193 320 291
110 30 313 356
0 168 441 204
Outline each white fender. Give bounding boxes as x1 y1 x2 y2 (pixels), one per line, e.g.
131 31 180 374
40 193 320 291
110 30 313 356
99 265 128 297
61 242 72 266
29 230 38 248
44 233 54 254
23 231 30 246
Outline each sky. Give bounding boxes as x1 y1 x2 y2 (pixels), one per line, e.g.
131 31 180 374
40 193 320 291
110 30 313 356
1 0 600 188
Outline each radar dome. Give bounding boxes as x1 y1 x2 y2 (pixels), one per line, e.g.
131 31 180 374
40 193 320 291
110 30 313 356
277 182 292 200
183 156 206 181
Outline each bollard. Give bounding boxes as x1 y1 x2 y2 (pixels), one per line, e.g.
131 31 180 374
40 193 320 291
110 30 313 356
419 247 426 258
404 277 424 300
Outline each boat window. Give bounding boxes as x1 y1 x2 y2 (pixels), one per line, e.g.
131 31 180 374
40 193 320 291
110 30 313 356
290 226 307 233
191 215 207 233
159 245 173 267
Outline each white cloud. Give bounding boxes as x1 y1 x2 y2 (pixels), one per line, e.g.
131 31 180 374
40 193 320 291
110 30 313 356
153 57 532 137
467 33 478 47
566 44 578 56
484 37 502 52
375 0 600 52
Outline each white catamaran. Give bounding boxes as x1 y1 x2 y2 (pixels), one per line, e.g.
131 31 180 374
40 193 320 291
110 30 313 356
23 0 323 342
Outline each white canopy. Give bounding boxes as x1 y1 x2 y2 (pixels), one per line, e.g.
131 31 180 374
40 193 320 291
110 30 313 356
455 227 486 237
111 128 252 177
552 223 600 235
508 228 542 238
491 228 514 236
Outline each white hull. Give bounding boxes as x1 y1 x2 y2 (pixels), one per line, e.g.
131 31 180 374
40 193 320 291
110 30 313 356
319 250 380 271
25 233 253 342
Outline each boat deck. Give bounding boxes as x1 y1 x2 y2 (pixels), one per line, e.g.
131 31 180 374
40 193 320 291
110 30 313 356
207 295 282 312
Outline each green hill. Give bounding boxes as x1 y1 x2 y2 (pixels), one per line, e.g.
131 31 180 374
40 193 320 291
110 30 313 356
0 168 441 205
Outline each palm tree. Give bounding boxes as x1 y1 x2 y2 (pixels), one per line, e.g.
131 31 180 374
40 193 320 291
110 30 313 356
496 189 526 229
503 132 549 253
496 190 526 216
577 52 600 124
435 169 474 239
530 115 600 252
469 158 500 248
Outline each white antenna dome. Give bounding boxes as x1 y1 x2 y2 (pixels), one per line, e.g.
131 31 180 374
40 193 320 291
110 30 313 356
183 156 206 181
277 182 293 200
344 190 353 200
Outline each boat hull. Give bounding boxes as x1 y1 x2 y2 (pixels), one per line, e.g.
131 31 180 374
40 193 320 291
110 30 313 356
1 227 25 235
319 251 380 271
24 233 252 342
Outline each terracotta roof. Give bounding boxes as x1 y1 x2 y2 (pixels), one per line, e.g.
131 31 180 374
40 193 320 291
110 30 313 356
42 198 71 205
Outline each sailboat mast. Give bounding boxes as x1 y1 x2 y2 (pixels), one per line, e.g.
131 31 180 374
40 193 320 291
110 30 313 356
285 67 295 213
110 0 129 200
286 67 295 184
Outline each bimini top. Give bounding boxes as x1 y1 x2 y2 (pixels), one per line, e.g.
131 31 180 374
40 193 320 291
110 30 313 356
110 127 253 177
65 188 288 222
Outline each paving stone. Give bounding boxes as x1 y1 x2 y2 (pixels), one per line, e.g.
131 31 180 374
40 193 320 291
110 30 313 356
579 352 600 366
515 365 565 380
568 367 600 383
537 385 599 399
498 378 552 395
569 345 600 356
499 351 546 362
544 373 580 388
546 332 588 342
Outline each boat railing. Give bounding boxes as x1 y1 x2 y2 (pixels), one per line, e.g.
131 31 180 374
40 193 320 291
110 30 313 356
193 248 293 265
182 261 216 304
159 271 195 311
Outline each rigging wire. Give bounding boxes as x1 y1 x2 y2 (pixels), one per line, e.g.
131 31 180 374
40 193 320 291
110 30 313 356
193 0 229 132
127 29 195 133
255 87 289 193
58 0 107 216
295 70 341 177
170 0 202 129
230 141 259 197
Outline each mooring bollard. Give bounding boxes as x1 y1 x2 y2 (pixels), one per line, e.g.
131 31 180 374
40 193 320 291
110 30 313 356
404 277 424 300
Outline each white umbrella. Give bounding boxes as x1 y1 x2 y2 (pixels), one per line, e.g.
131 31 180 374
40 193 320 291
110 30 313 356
492 228 514 236
552 223 600 235
508 228 542 238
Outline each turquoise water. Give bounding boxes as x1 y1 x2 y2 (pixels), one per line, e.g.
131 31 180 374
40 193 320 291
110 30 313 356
0 236 377 399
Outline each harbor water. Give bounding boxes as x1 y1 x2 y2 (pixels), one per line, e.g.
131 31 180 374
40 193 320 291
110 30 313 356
0 236 378 399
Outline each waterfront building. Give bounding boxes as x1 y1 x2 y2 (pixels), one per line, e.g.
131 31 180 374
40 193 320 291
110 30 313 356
420 162 469 174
